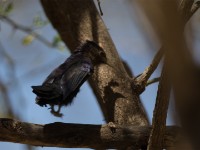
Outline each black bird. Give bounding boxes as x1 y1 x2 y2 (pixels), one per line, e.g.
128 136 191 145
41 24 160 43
32 40 106 117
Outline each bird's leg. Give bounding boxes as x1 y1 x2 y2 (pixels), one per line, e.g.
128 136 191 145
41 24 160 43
50 104 63 117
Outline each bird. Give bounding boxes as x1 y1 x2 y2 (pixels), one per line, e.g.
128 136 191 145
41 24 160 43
32 40 106 117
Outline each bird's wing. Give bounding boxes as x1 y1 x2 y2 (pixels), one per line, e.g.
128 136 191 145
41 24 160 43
42 62 68 85
42 54 81 85
32 84 61 100
61 61 93 100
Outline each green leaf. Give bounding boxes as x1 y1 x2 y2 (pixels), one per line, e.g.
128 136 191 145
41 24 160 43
33 14 49 28
4 2 13 15
52 35 62 47
22 34 35 45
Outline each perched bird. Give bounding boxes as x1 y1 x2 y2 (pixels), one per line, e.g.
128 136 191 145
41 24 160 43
32 40 106 117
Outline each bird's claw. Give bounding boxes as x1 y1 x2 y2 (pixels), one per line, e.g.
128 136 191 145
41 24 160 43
50 104 63 117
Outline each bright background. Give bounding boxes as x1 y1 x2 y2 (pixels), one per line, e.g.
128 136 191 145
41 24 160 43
1 0 200 149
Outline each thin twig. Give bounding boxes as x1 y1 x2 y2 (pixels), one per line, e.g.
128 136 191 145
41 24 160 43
0 15 56 48
146 77 160 87
0 42 16 118
0 80 15 118
136 48 163 83
97 0 103 16
133 49 164 94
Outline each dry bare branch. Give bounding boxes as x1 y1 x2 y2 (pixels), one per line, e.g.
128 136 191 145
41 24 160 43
133 48 163 94
147 62 170 150
0 118 182 149
0 15 55 48
0 80 15 117
146 77 160 87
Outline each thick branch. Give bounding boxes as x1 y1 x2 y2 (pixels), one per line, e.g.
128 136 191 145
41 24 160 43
0 118 181 149
40 0 148 125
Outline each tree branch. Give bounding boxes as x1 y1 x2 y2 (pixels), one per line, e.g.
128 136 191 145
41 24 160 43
0 118 182 149
133 49 163 94
133 0 200 95
0 80 15 117
0 15 56 48
146 77 160 87
147 62 171 150
97 0 103 16
136 0 200 149
165 2 200 149
145 0 200 148
40 0 148 125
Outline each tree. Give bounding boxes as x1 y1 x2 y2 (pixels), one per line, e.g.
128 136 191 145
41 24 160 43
0 0 200 149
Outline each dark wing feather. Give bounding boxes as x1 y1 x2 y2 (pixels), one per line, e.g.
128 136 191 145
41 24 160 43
42 62 68 85
61 61 93 104
32 84 61 99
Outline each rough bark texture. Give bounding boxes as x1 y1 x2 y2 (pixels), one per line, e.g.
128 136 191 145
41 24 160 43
40 0 148 126
0 118 182 149
147 63 170 150
133 48 164 94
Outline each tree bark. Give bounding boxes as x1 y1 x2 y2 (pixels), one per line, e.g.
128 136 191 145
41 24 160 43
0 118 181 149
147 62 170 150
40 0 149 126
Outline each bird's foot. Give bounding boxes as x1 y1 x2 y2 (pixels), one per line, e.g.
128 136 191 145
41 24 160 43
50 104 63 117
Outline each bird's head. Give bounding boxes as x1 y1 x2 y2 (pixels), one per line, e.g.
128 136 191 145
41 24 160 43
75 40 107 64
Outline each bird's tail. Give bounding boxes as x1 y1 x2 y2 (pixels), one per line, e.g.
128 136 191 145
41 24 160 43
32 84 62 107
